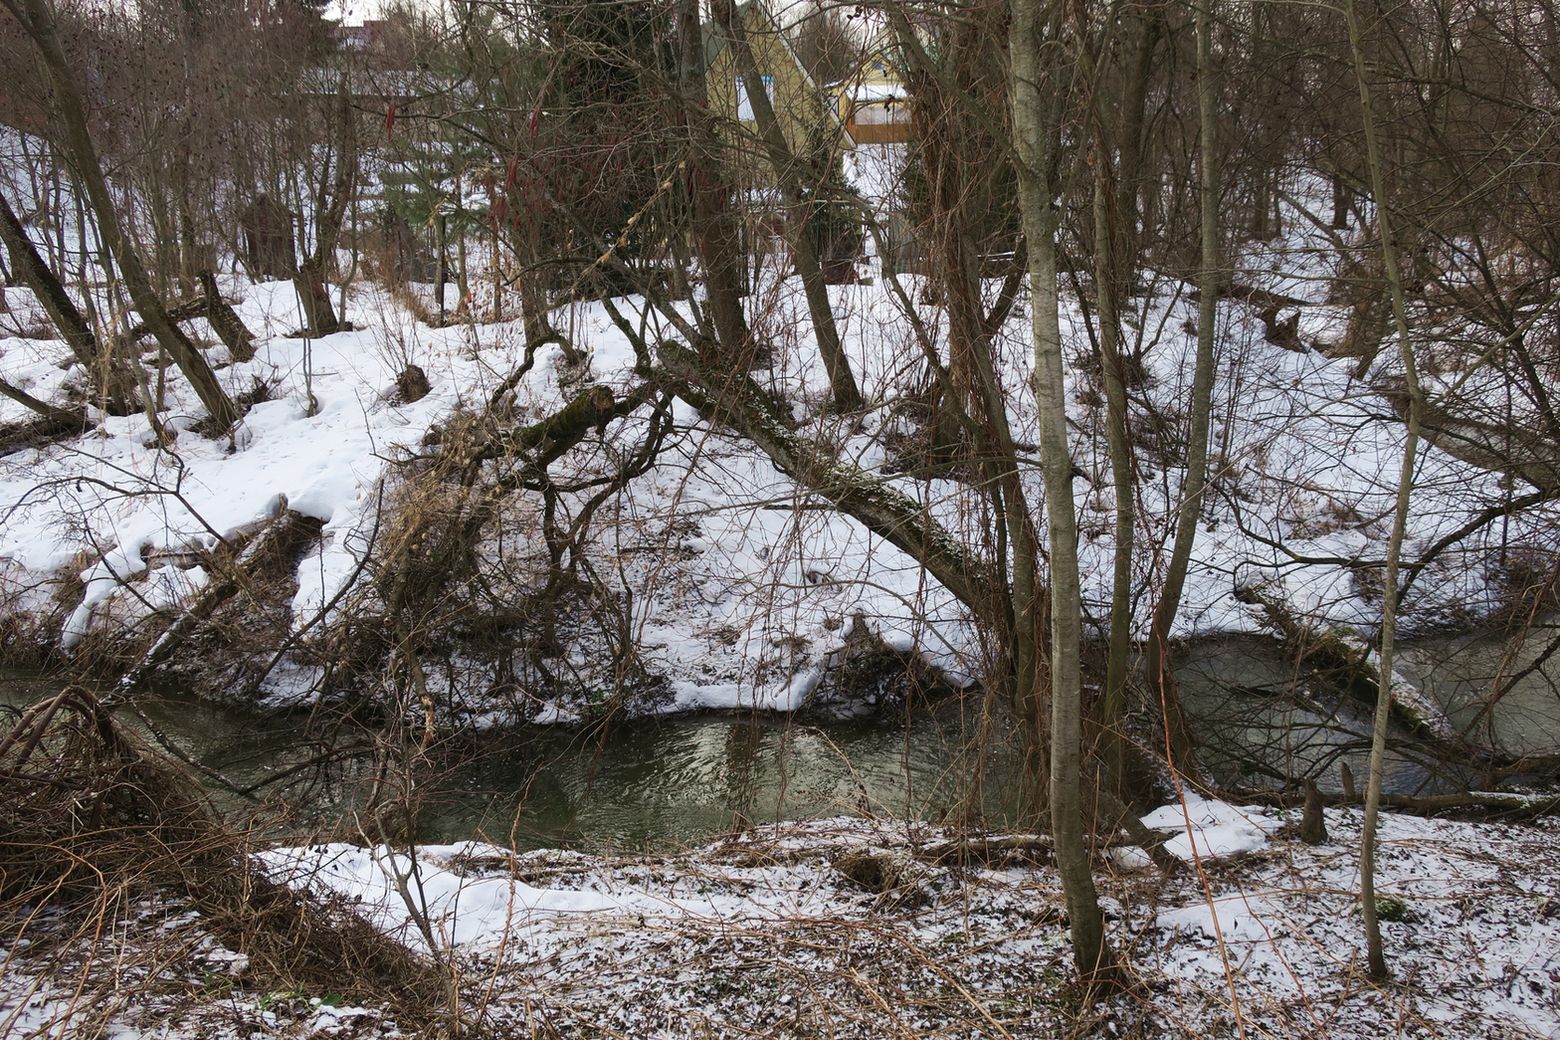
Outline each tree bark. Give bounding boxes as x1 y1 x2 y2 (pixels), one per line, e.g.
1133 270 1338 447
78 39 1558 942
1074 13 1137 785
0 375 87 428
199 271 256 363
677 0 752 363
1146 0 1220 776
5 0 240 432
0 189 96 368
0 188 138 414
658 341 992 612
292 77 356 338
1346 0 1424 981
712 0 863 412
1010 0 1114 983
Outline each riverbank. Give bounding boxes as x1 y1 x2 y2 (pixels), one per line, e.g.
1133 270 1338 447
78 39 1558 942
3 235 1555 727
4 807 1556 1038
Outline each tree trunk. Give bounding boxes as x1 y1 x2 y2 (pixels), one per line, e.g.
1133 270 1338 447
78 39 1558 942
0 189 95 368
0 188 138 414
0 375 87 428
293 259 340 338
1010 0 1114 984
677 0 753 364
1075 14 1138 784
293 77 357 338
658 339 993 611
713 0 863 412
1146 0 1220 777
199 271 256 363
9 0 239 433
1346 0 1424 982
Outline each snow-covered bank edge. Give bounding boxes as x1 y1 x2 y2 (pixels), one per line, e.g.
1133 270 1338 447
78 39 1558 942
4 807 1557 1038
3 223 1558 729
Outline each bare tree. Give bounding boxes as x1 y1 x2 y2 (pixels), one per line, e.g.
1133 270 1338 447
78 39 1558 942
1 0 242 431
1344 0 1424 982
1010 0 1114 983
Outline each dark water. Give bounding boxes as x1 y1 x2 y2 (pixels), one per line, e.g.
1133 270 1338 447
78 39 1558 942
0 673 1021 849
4 622 1556 850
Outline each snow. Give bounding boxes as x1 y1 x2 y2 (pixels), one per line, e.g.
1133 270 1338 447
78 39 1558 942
1 151 1556 733
5 810 1556 1038
1130 792 1285 864
3 247 1556 721
1140 807 1560 1039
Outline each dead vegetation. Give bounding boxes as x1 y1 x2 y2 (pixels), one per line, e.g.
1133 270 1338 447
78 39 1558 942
0 684 466 1036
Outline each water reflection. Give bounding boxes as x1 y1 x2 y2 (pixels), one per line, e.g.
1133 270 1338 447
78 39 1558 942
4 620 1557 851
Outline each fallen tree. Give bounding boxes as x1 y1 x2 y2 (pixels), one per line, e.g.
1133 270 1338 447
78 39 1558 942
1235 577 1456 741
655 339 994 613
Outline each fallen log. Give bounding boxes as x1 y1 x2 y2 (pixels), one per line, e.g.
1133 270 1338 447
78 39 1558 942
1235 578 1457 742
120 503 319 689
656 339 994 613
0 685 459 1029
1232 785 1560 820
0 381 91 455
1377 384 1560 495
126 296 208 341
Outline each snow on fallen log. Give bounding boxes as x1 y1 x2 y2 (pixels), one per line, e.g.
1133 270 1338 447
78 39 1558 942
120 501 321 688
1234 577 1457 742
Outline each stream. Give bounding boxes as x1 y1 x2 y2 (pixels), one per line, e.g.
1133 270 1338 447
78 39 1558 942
4 619 1557 850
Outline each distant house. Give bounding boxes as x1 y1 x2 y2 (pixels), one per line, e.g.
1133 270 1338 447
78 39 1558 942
334 18 391 53
704 1 855 168
833 51 912 146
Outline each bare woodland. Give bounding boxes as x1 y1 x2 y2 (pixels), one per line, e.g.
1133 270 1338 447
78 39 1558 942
0 0 1558 1035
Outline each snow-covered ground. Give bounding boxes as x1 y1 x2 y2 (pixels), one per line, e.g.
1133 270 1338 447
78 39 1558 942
4 805 1555 1038
2 168 1556 724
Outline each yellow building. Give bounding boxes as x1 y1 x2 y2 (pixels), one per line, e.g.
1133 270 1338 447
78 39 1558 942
833 50 912 146
704 1 855 168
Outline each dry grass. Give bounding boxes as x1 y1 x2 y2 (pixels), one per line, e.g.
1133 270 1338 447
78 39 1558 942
0 685 465 1037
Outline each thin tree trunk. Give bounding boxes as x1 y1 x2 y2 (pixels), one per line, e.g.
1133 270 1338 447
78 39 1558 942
1346 0 1423 982
1091 171 1136 785
713 0 863 412
1075 14 1137 783
677 0 752 363
1010 0 1114 984
1146 0 1220 774
0 189 97 368
1112 6 1162 309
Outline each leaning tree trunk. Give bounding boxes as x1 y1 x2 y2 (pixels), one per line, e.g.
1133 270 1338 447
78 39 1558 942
0 189 95 368
199 271 256 363
1010 0 1114 984
1346 0 1424 982
1146 0 1220 775
8 0 240 433
0 188 138 414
